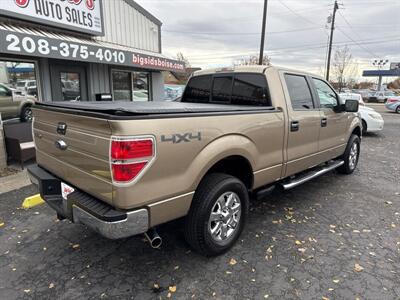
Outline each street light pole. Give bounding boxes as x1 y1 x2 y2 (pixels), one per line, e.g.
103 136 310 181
259 0 268 65
326 0 339 81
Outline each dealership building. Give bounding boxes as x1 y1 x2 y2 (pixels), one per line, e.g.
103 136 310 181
0 0 185 103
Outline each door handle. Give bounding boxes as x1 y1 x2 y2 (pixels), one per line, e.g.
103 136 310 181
290 121 299 132
321 118 327 127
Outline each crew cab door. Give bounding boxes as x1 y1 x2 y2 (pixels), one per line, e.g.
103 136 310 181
0 85 15 118
282 73 322 177
311 78 349 160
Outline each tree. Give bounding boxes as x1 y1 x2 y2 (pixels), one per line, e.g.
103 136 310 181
332 46 357 92
234 55 271 66
387 78 400 89
176 52 191 68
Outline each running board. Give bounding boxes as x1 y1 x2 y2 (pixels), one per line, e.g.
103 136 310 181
281 160 344 190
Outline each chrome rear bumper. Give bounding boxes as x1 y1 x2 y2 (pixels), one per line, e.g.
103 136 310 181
27 164 149 239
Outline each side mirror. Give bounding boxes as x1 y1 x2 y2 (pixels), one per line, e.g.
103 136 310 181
345 99 359 112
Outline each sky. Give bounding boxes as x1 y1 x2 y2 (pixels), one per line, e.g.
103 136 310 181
136 0 400 82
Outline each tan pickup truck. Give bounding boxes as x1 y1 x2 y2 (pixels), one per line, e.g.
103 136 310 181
28 66 361 256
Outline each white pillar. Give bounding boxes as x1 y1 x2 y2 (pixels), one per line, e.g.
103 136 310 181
151 71 165 101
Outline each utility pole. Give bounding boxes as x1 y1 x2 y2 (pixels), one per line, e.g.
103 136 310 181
326 0 339 81
259 0 268 65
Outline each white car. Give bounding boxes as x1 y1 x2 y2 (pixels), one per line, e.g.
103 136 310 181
340 93 384 134
340 93 365 106
16 80 36 93
359 106 384 134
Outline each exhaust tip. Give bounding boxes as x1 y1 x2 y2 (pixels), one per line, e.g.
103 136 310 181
150 236 162 249
144 228 162 249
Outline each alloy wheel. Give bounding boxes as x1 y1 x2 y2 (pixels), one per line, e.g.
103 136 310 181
348 142 359 170
208 191 241 245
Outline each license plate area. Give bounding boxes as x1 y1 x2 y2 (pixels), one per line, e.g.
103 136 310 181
61 182 75 200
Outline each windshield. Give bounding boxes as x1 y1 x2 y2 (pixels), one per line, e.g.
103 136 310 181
17 81 26 87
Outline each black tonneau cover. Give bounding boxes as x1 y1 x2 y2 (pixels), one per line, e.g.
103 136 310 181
35 101 275 119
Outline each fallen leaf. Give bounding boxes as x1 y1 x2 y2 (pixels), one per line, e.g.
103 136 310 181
264 295 269 299
329 225 336 229
333 279 340 284
174 265 180 270
229 258 237 265
49 283 54 289
169 285 177 293
226 271 232 274
167 292 172 298
295 240 302 245
298 248 306 253
322 297 329 300
24 289 31 293
354 263 364 272
385 201 393 205
72 244 80 249
0 222 4 228
153 283 160 290
266 247 273 253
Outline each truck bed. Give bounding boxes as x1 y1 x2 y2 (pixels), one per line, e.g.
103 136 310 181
34 101 276 119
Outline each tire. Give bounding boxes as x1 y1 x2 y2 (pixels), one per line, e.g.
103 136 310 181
20 105 32 122
361 120 367 135
396 106 400 114
337 134 361 175
184 173 249 256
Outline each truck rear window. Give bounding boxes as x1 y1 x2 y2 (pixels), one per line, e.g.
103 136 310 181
182 73 271 106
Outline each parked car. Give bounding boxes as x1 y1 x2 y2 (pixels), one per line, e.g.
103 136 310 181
340 93 365 106
0 83 35 121
28 66 361 256
16 80 36 93
369 91 397 103
385 97 400 114
340 93 383 134
359 106 384 134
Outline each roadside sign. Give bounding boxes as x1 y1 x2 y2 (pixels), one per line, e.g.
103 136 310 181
390 62 400 70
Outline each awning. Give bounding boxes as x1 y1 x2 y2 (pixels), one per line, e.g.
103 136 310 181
0 22 185 73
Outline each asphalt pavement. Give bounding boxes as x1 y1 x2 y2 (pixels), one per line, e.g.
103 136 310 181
0 109 399 300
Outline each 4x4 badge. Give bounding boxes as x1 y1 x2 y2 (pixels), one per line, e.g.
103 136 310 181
161 132 201 144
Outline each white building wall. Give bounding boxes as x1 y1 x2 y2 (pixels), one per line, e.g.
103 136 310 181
96 0 161 53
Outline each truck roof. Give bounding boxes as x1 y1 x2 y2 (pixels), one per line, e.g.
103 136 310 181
193 65 323 79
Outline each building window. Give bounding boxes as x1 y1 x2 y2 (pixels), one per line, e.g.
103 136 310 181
60 72 81 101
112 71 131 101
0 60 39 100
112 70 151 101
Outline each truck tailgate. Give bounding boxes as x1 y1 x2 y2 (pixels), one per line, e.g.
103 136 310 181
32 108 113 205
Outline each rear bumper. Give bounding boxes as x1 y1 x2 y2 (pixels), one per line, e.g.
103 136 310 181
27 165 149 239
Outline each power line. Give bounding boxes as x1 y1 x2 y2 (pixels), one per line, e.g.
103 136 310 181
337 10 378 58
163 26 325 36
186 37 400 61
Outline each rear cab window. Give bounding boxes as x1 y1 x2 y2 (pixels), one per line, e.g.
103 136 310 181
182 73 271 106
284 74 314 110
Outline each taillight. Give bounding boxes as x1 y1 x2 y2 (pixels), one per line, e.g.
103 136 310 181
387 98 399 104
110 137 155 184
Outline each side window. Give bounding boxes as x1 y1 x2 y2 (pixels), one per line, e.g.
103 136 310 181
231 74 270 106
0 86 9 97
211 76 233 103
182 75 212 103
284 74 314 110
312 78 338 109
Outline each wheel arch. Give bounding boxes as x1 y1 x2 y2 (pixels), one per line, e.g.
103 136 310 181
189 134 257 192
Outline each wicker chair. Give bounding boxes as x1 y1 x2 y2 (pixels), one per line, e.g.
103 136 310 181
3 122 35 169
